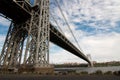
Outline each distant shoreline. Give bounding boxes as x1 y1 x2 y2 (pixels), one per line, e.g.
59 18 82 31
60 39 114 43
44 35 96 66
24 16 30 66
54 61 120 67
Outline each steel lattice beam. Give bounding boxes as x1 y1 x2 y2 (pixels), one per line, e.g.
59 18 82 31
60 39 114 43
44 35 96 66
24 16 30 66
0 0 51 71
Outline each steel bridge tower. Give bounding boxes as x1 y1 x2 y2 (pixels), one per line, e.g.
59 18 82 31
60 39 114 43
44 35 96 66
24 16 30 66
0 0 53 73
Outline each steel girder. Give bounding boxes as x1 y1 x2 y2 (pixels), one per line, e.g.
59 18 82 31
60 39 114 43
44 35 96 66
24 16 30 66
0 0 50 69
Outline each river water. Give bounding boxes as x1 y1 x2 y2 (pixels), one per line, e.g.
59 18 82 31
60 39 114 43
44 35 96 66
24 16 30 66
55 66 120 73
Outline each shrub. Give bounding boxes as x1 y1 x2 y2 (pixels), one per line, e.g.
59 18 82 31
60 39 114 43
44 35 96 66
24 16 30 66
118 71 120 75
113 71 120 76
94 70 103 75
80 71 88 75
104 71 112 75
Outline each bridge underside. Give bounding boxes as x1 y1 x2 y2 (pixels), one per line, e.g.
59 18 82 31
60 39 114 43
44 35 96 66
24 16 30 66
0 0 31 23
50 25 91 64
0 0 92 69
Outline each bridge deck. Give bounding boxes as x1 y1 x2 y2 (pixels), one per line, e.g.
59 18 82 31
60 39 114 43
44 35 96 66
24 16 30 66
0 0 31 23
50 25 90 64
0 0 91 65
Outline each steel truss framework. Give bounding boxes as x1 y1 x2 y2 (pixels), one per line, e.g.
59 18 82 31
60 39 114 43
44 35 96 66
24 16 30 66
0 0 50 69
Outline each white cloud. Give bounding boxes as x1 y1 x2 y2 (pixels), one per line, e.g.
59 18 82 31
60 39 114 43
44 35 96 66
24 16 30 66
50 44 86 64
51 0 120 29
0 16 10 26
0 35 6 50
79 32 120 62
49 0 120 64
50 32 120 64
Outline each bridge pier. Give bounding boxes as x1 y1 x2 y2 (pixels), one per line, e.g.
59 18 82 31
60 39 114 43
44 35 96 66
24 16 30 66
0 0 54 74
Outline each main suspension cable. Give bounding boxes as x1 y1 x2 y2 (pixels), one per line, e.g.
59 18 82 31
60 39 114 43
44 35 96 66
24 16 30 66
54 0 82 51
50 12 65 35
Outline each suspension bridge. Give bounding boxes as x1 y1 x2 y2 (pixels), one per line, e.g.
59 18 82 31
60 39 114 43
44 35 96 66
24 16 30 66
0 0 92 73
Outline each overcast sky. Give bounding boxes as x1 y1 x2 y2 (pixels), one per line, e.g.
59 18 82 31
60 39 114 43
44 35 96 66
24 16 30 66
0 0 120 64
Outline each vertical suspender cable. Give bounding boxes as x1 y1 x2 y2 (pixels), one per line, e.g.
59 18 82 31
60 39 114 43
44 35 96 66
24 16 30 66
54 0 82 51
50 12 65 35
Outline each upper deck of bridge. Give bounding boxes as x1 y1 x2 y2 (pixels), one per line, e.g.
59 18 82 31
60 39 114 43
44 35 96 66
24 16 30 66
0 0 31 23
